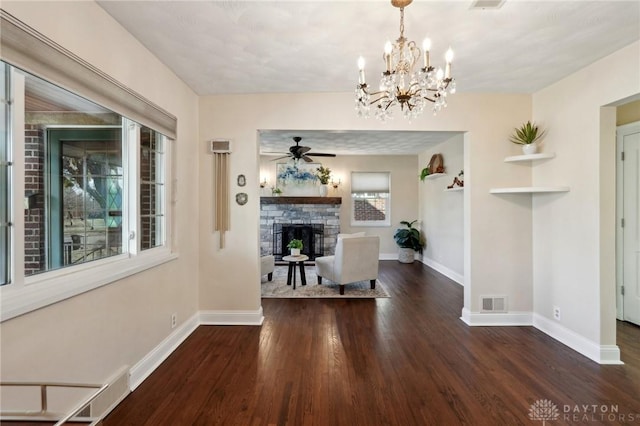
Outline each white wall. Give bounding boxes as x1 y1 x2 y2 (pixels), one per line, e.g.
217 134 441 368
532 41 640 360
259 154 419 256
0 0 200 395
199 92 532 317
419 135 464 284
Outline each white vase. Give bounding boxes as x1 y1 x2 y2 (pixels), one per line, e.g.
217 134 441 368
290 248 301 256
522 144 538 155
319 185 328 197
398 248 415 264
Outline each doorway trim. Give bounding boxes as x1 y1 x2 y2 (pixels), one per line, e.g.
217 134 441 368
616 121 640 320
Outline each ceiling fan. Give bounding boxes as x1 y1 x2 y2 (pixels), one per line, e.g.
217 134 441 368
266 136 336 162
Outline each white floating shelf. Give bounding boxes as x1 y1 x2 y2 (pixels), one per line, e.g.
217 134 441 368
444 187 464 192
424 173 447 180
489 186 570 194
504 153 556 163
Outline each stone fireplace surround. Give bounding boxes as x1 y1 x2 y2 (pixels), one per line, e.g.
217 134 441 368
260 197 341 260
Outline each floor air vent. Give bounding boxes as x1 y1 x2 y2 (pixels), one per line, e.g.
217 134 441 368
481 296 507 313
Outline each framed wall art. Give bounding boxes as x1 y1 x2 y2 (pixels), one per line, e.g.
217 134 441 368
276 162 319 196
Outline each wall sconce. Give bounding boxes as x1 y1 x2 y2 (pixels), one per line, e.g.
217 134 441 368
331 179 341 189
260 177 268 188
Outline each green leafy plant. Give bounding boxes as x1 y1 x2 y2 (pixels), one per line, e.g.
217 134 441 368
271 187 282 195
419 166 431 181
393 220 424 252
509 121 546 145
315 166 331 185
287 239 303 249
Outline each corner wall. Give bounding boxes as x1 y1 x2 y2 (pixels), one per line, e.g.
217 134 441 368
532 41 640 363
418 135 464 284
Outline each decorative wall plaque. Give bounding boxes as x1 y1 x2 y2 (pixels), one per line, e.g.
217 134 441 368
235 192 248 205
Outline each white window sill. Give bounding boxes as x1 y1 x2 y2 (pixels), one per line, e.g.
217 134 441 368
0 248 178 322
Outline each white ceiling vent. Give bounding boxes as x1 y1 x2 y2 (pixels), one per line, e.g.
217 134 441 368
481 296 507 313
470 0 506 10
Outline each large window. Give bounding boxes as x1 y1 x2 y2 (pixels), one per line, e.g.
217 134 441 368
0 60 173 320
351 171 391 227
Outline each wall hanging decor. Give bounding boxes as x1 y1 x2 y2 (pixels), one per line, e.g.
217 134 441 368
211 140 231 248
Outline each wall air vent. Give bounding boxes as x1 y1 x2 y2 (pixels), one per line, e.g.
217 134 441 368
470 0 506 9
481 296 507 313
210 139 231 153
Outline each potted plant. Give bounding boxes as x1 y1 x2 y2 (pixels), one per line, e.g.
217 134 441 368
315 166 331 196
287 239 303 256
393 220 424 264
271 187 282 196
509 121 546 155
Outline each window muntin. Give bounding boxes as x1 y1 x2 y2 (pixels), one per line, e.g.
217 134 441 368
0 63 10 286
351 172 391 227
140 127 165 250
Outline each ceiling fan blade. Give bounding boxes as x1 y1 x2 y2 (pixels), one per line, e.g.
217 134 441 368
270 155 292 161
306 152 336 157
301 155 313 163
298 146 311 154
262 151 289 156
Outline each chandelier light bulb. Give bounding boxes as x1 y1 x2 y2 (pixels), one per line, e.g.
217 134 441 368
357 56 367 84
445 48 454 63
358 56 366 70
422 38 431 52
384 41 393 72
422 38 431 68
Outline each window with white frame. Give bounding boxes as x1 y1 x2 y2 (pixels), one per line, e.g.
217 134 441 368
0 58 174 321
351 171 391 227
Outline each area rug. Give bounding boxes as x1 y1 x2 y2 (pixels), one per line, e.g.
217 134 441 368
261 266 390 298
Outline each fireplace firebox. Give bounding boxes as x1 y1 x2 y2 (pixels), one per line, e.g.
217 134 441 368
273 223 324 261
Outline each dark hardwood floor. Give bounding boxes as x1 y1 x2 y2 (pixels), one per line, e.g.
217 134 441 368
101 261 640 426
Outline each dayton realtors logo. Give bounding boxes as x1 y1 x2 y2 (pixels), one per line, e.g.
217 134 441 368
529 399 639 423
529 399 560 425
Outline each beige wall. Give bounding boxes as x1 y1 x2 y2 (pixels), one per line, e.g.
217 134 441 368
259 154 419 256
199 92 532 315
617 99 640 126
532 41 640 348
419 135 464 282
1 0 200 391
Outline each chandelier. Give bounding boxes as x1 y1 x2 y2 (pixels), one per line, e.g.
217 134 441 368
355 0 456 121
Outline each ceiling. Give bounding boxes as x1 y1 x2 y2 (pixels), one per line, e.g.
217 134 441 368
259 129 462 156
97 1 640 155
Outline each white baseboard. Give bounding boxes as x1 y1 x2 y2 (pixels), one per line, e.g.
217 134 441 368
379 253 398 261
199 307 264 325
460 307 532 326
532 313 622 365
421 257 464 285
129 312 200 391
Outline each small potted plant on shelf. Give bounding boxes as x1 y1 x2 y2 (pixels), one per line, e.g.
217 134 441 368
271 187 282 196
315 166 331 196
393 220 424 264
287 239 303 256
509 121 546 155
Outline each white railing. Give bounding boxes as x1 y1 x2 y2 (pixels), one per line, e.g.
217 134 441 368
0 381 108 425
